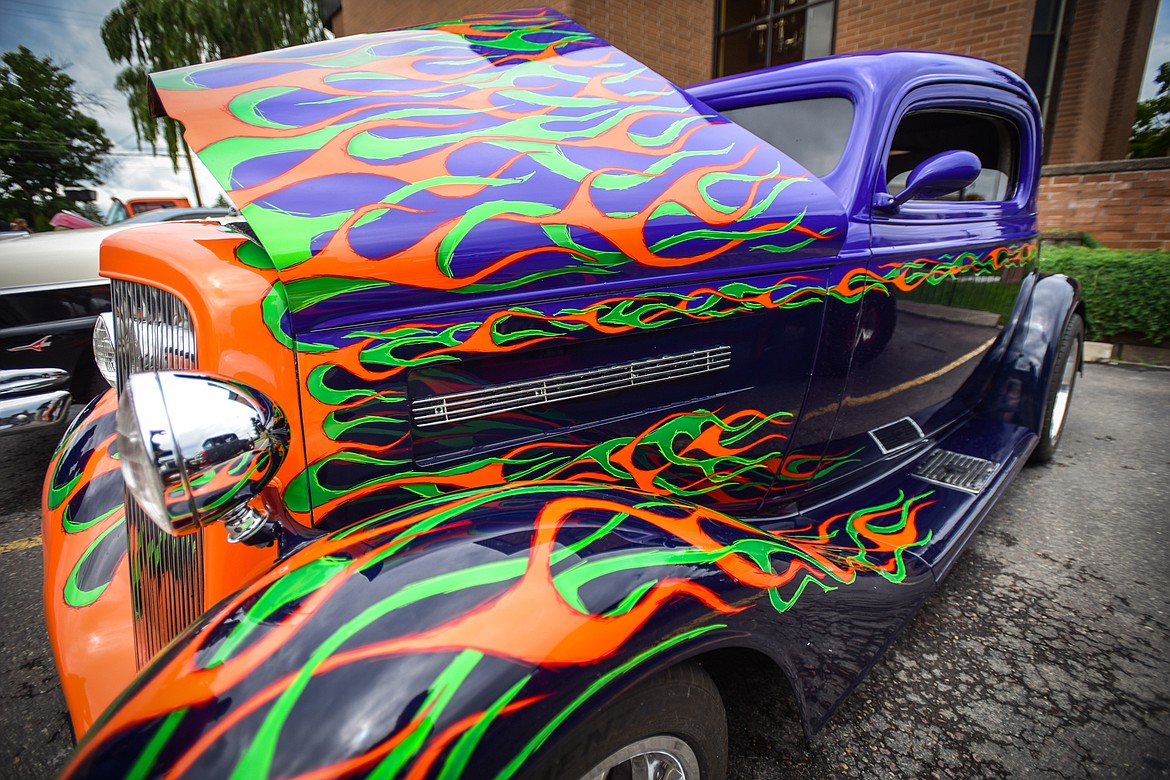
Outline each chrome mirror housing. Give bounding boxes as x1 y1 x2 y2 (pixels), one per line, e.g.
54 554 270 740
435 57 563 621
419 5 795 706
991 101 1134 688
116 371 290 543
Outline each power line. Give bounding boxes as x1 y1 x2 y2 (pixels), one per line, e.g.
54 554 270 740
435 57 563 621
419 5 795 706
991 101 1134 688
1 8 109 29
0 137 178 156
0 0 108 22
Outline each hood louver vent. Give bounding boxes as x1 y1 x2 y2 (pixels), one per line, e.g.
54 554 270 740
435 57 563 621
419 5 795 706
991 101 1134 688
411 346 731 428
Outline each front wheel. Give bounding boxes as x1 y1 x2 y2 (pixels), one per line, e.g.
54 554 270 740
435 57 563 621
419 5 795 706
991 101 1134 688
1031 313 1082 463
523 662 728 780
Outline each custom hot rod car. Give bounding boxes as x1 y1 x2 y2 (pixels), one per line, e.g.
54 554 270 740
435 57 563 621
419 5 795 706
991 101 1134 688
44 9 1082 779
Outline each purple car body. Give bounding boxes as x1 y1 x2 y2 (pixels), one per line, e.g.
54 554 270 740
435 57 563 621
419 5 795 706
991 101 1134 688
46 11 1080 779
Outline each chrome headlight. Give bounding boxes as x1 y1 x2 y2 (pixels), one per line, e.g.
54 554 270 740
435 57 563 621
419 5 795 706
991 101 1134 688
93 313 117 388
117 371 290 543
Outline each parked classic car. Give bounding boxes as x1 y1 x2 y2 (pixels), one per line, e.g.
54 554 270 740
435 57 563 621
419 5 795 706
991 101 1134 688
0 207 230 435
49 191 195 229
44 9 1081 779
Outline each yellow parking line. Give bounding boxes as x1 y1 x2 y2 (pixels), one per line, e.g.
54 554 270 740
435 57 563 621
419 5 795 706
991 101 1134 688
0 535 42 555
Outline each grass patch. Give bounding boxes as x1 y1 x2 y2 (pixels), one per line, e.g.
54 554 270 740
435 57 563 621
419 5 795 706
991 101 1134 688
1039 246 1170 346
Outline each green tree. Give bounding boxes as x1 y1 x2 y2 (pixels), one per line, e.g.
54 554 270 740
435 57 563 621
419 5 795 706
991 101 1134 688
101 0 324 204
0 47 113 226
1130 61 1170 159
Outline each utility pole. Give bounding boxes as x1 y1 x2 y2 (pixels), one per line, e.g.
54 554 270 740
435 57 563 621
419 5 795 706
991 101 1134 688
181 135 203 206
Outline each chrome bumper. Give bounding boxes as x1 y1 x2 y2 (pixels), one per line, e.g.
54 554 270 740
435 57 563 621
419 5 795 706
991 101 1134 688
0 368 73 435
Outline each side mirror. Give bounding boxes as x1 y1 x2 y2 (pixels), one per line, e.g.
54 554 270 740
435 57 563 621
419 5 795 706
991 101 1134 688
873 150 981 211
117 372 290 544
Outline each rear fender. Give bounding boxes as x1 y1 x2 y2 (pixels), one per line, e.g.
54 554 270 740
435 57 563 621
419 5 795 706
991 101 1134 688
64 481 935 777
983 272 1082 432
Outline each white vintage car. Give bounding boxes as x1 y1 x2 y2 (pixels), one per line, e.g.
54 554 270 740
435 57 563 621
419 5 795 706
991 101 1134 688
0 207 228 435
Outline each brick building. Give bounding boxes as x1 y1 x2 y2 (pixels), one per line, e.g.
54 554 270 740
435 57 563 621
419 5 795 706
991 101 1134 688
319 0 1168 248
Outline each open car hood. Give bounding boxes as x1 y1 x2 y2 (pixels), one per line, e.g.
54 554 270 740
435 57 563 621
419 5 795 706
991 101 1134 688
148 8 847 330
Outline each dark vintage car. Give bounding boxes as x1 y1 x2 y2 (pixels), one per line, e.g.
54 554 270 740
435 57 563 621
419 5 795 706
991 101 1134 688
0 207 229 435
44 9 1081 779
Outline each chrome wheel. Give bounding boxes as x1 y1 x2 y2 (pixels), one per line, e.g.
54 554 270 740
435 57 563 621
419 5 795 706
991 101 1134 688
1048 334 1080 442
580 736 701 780
1031 313 1082 464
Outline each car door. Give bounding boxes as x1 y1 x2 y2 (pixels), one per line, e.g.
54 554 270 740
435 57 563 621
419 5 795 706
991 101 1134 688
787 85 1041 498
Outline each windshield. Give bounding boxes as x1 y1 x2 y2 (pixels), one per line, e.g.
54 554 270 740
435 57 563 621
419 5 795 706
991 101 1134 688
120 208 231 225
720 97 854 178
104 200 129 225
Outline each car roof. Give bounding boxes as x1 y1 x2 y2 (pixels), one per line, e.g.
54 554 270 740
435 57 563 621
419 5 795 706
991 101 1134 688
121 207 232 224
688 50 1036 109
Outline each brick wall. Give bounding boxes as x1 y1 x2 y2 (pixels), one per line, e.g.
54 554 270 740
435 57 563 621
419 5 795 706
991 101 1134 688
1046 0 1120 163
574 0 713 86
1101 0 1159 160
329 0 712 87
1044 0 1158 163
835 0 1034 74
1038 159 1170 250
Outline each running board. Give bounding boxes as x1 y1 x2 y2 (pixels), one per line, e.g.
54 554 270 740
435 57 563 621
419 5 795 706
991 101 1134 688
913 449 999 494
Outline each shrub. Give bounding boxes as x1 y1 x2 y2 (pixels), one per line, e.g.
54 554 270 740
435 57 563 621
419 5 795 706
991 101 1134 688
1039 246 1170 345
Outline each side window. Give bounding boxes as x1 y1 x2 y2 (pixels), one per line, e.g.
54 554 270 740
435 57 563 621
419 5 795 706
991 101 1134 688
721 97 854 177
105 201 128 224
131 201 169 215
885 110 1019 203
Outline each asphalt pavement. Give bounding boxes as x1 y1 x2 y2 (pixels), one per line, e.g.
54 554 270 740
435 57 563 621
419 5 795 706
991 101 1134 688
1 363 1167 779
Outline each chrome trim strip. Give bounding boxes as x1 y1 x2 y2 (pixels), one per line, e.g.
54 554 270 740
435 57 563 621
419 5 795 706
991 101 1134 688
0 389 71 435
411 346 732 428
0 278 109 296
0 367 69 397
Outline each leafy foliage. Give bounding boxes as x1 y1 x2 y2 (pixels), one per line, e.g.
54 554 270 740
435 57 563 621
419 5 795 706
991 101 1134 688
101 0 325 170
1130 61 1170 159
1040 246 1170 345
0 47 112 226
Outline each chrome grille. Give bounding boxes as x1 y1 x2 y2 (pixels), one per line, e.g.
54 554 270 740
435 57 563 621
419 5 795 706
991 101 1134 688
111 279 204 667
112 281 196 389
411 346 732 428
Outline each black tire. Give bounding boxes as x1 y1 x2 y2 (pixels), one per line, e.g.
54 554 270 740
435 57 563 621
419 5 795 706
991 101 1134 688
522 662 728 780
1030 313 1082 463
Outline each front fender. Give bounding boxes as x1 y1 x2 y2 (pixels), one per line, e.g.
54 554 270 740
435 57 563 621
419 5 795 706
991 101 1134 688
65 481 935 778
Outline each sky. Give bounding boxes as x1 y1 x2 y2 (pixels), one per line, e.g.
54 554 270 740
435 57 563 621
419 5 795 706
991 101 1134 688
0 0 224 211
1143 0 1170 101
0 0 1168 213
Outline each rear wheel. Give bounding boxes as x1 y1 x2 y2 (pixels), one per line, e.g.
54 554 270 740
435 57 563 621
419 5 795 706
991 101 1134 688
1031 313 1082 463
524 662 728 780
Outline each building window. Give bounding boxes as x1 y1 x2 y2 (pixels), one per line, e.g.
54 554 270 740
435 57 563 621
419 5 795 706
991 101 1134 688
714 0 836 78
